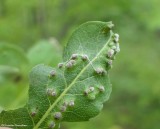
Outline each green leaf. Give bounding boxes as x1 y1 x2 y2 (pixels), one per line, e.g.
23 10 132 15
0 44 29 109
27 39 62 67
0 43 28 84
0 43 28 67
0 21 120 129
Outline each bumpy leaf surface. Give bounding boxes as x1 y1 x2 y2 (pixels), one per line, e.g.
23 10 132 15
0 21 120 129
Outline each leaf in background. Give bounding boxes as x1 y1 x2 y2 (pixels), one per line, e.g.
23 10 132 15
0 43 28 67
27 38 62 67
0 42 28 84
0 21 120 129
0 43 29 110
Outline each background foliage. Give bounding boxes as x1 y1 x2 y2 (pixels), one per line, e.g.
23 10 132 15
0 0 160 129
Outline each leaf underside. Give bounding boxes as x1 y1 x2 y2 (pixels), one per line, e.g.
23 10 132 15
0 21 120 129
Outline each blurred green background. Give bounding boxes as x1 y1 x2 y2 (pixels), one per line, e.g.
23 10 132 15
0 0 160 129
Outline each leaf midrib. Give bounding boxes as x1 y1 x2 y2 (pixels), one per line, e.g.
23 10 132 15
33 31 113 129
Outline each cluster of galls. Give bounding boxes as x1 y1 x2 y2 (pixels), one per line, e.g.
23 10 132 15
96 33 120 73
44 85 105 128
49 51 99 77
84 85 105 100
47 88 57 97
45 54 89 128
57 53 89 69
107 33 120 65
30 88 75 129
47 99 75 129
46 86 75 128
109 33 120 54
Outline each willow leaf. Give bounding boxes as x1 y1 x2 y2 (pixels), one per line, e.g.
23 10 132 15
0 21 120 129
